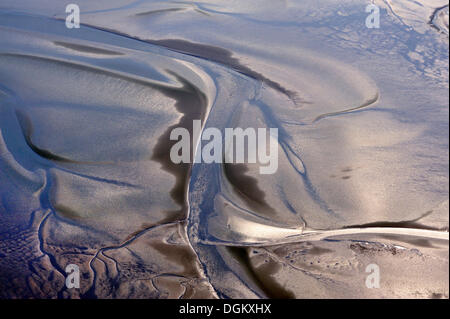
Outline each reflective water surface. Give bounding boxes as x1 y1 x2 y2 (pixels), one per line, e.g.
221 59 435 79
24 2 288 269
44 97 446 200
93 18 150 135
0 0 448 298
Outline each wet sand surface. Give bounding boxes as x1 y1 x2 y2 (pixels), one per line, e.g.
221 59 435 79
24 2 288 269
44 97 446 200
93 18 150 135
0 0 448 298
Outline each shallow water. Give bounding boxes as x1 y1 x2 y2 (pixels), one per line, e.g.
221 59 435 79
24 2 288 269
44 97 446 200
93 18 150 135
0 0 448 298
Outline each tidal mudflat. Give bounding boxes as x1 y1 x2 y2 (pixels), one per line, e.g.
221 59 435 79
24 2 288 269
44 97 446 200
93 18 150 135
0 0 448 298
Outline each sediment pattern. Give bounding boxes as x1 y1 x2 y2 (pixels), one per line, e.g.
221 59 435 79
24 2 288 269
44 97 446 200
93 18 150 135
0 0 448 298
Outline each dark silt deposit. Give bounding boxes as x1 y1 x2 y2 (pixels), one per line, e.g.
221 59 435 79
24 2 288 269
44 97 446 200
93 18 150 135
0 0 448 298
